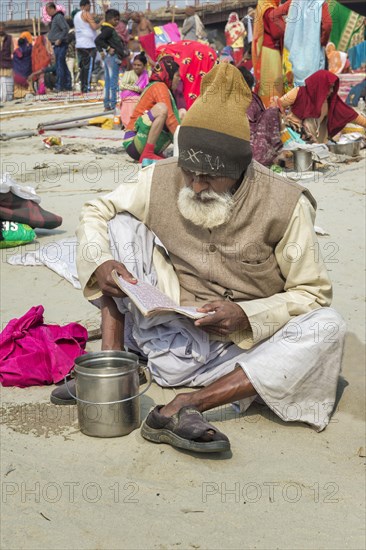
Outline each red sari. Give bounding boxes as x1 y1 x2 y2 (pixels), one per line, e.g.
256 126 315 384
157 41 217 109
292 70 358 138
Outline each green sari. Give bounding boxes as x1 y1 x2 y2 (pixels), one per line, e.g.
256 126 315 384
122 82 180 155
328 0 365 52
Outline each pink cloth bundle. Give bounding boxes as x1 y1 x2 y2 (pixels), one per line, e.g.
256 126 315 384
0 305 88 387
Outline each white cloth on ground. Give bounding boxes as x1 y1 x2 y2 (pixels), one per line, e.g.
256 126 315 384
8 237 81 289
0 173 41 203
101 213 346 431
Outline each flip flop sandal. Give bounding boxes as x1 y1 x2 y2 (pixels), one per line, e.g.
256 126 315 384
141 405 230 453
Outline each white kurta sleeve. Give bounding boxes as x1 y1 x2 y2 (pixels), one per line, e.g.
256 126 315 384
76 164 155 300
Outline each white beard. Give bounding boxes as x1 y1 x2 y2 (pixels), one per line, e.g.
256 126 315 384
177 186 235 230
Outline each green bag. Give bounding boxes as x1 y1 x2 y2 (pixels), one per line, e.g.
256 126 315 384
0 221 36 248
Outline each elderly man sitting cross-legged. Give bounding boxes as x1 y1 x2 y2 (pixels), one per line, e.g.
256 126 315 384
51 63 346 454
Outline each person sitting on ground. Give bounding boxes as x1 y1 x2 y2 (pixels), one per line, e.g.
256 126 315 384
74 0 101 94
119 51 149 128
13 33 33 99
122 56 182 163
53 63 346 454
28 55 57 94
271 69 366 143
239 66 282 166
29 32 53 95
95 8 129 112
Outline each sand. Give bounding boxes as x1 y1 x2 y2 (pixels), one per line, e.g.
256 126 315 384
0 99 365 550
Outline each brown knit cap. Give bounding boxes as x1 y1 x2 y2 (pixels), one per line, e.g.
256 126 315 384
178 62 252 179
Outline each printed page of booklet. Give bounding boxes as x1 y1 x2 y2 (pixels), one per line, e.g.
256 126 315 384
112 270 209 320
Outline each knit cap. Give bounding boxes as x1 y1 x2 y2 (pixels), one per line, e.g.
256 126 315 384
178 62 252 179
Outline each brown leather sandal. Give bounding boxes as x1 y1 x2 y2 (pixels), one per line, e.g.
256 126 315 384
141 405 230 453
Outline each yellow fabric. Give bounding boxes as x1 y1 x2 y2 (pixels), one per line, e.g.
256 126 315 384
88 116 114 129
252 0 280 76
76 163 332 350
282 47 294 93
180 62 252 141
232 36 244 48
20 32 33 44
0 68 12 77
258 45 283 107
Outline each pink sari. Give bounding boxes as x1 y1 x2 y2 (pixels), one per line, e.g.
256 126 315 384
120 70 149 128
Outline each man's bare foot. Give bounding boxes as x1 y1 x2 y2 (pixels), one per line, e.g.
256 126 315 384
159 367 256 418
159 393 196 417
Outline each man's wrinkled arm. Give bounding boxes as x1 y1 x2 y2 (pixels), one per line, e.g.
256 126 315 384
76 165 154 299
233 195 332 348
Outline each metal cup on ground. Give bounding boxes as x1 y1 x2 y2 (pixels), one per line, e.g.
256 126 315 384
293 149 314 172
66 351 152 438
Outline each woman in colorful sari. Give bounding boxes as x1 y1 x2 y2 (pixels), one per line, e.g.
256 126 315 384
239 66 282 167
12 32 33 99
156 40 217 109
122 56 181 163
225 12 246 67
270 70 366 143
119 52 149 128
30 33 53 95
252 0 291 107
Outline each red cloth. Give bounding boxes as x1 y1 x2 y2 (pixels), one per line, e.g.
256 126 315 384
292 70 358 138
233 48 244 67
0 306 88 388
139 32 157 62
157 41 217 109
0 192 62 229
263 1 291 50
320 2 332 47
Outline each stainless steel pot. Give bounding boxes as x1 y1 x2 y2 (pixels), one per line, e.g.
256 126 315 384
66 351 151 438
328 140 361 157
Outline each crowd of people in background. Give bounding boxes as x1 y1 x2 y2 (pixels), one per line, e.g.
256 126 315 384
1 0 366 165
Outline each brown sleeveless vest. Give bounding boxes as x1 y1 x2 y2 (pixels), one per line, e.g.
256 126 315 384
146 159 316 306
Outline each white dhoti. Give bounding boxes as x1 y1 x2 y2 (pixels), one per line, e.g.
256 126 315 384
99 213 346 432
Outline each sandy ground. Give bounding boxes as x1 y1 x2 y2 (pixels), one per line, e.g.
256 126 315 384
0 99 365 550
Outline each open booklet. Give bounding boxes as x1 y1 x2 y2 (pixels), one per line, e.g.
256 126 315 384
112 270 210 320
